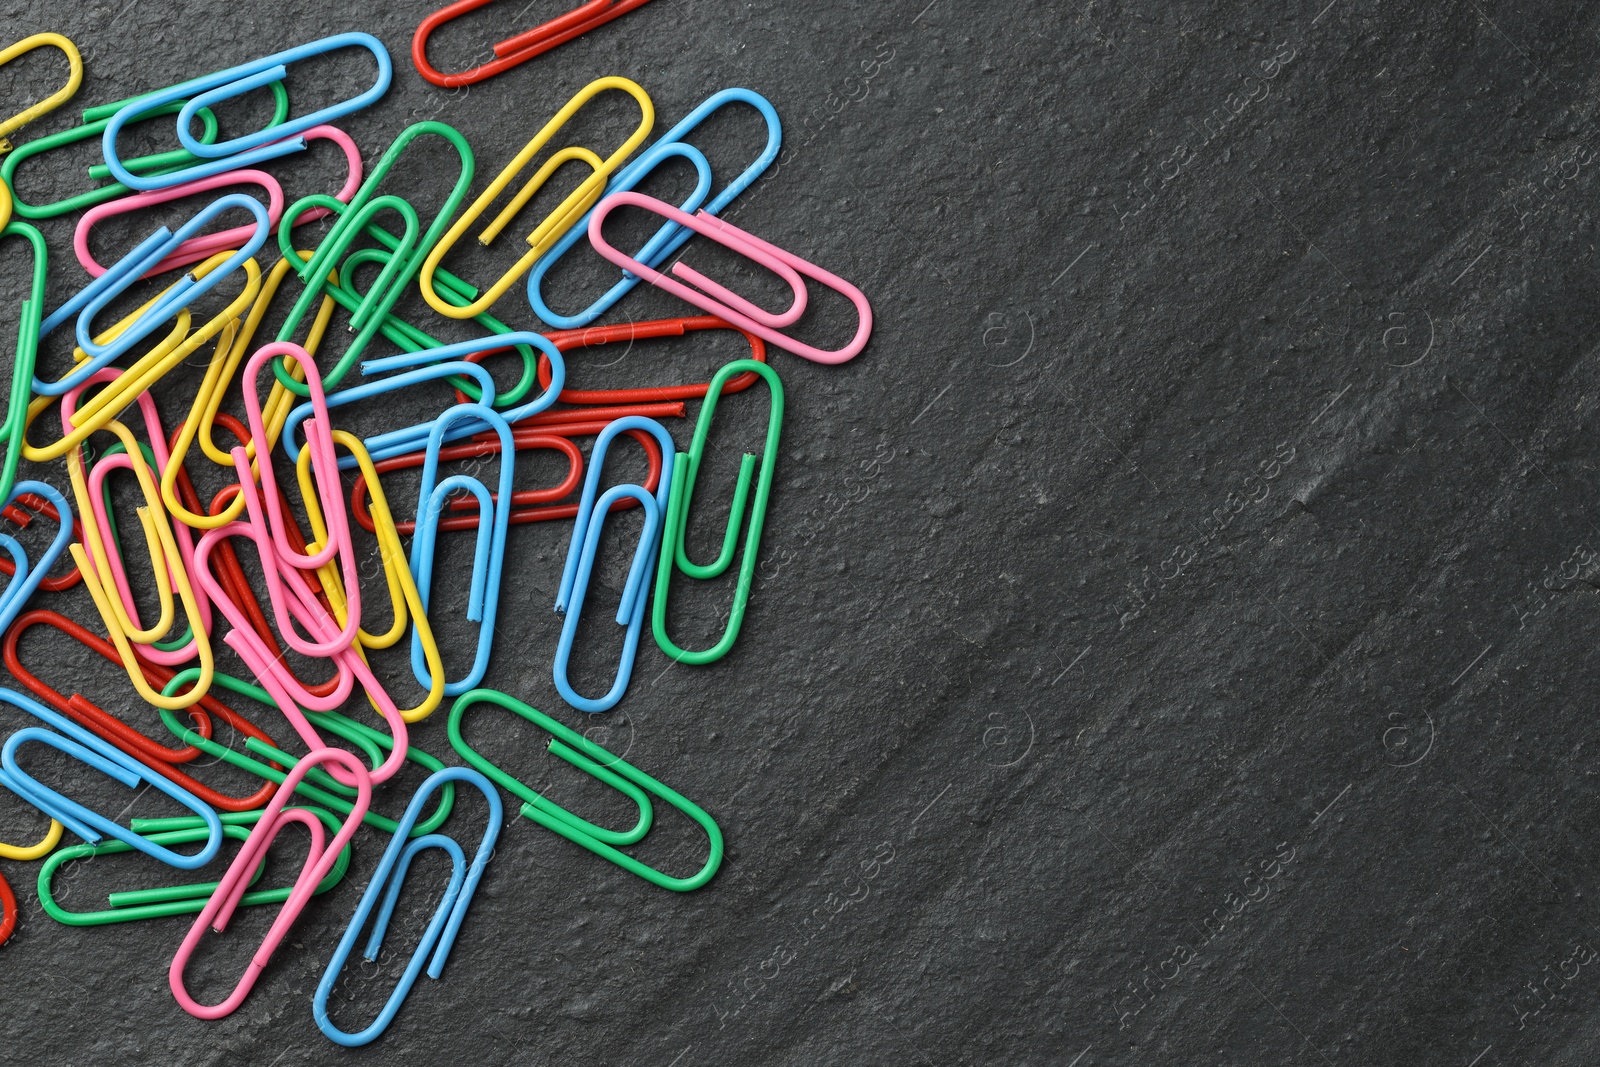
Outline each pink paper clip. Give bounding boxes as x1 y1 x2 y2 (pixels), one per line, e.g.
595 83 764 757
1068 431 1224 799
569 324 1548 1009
190 521 357 714
60 369 213 663
73 126 362 279
587 190 873 365
169 747 369 1020
235 342 361 657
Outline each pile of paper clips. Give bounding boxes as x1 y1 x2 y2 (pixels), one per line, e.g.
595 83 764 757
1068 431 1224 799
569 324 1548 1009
0 7 870 1046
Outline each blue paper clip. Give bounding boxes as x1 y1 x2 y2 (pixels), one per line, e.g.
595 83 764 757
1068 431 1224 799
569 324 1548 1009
408 406 513 696
99 33 392 191
0 482 74 636
528 88 781 329
313 767 502 1047
35 193 270 394
0 687 223 869
553 417 676 713
357 332 565 462
278 360 499 469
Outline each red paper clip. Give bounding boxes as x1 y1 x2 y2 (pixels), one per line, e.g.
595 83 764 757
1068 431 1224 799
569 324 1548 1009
0 491 84 591
413 0 657 88
3 609 284 811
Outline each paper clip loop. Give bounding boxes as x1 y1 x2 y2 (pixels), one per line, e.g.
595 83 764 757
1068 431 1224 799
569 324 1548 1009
0 687 223 869
419 76 653 319
101 33 390 191
530 88 781 329
170 749 370 1019
553 417 675 712
450 688 721 891
313 767 503 1046
0 33 83 154
589 190 873 365
653 360 782 664
39 808 352 926
413 0 657 88
409 406 513 696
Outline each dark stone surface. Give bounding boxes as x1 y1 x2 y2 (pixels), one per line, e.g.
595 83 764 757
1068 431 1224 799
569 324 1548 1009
0 0 1595 1063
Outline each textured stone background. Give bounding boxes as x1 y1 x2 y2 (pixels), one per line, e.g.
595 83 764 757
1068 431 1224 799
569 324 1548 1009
0 0 1596 1064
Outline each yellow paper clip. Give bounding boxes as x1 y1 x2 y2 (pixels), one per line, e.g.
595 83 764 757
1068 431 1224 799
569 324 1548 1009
296 430 446 722
418 76 653 319
0 33 83 154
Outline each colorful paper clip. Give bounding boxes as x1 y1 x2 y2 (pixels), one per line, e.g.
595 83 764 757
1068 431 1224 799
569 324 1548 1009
356 332 565 461
554 417 676 712
412 0 657 88
0 88 274 219
36 192 270 391
272 121 475 395
39 808 352 926
0 481 74 636
158 669 456 837
313 767 503 1046
0 869 15 946
170 748 370 1020
100 33 390 191
589 190 873 365
0 221 48 500
654 359 782 664
0 33 83 154
529 88 782 329
0 687 223 869
450 688 721 891
419 76 654 319
73 127 362 278
408 405 513 696
3 609 281 812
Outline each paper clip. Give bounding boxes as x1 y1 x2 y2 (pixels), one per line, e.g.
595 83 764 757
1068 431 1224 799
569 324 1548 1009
160 259 341 530
234 342 362 656
158 669 456 836
36 193 270 392
0 87 269 219
413 0 657 88
73 128 362 278
530 88 781 328
0 487 81 593
0 33 83 154
348 419 674 534
271 121 475 395
0 221 48 499
407 406 513 697
0 480 74 637
68 369 212 664
589 190 873 365
523 317 768 406
4 609 282 811
450 688 721 890
356 332 565 462
553 417 676 712
0 687 223 869
0 870 15 946
653 359 782 664
26 250 263 455
101 33 390 192
39 808 353 926
419 76 653 319
170 748 370 1020
313 767 502 1046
